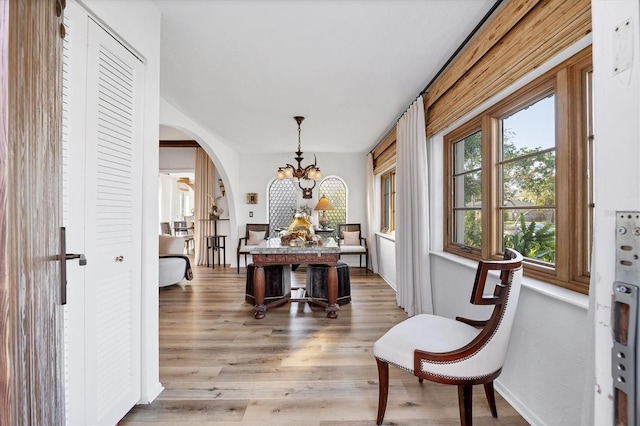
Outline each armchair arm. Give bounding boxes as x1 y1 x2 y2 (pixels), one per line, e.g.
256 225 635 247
237 237 247 250
360 236 368 248
455 316 487 328
414 330 488 365
414 316 498 365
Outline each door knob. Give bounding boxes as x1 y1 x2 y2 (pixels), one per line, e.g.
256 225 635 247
115 255 124 262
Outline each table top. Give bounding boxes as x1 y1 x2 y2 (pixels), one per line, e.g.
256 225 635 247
250 237 339 255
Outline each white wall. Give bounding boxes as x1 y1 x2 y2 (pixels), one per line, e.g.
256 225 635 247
431 253 588 425
592 1 640 423
236 152 367 267
158 100 370 270
376 233 396 289
160 98 241 257
79 0 162 404
373 35 595 425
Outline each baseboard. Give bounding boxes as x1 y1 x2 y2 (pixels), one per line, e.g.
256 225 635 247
495 379 544 425
139 381 164 404
378 271 396 292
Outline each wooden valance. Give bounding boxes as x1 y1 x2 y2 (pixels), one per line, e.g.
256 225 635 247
372 128 396 174
424 0 591 136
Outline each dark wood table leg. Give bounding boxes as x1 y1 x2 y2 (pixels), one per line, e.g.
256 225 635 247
253 265 266 319
326 264 339 319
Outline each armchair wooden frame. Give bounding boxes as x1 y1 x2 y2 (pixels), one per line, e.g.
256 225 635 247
375 249 523 426
237 223 269 273
337 223 369 273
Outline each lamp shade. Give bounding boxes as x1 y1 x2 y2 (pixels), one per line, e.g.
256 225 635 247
314 195 334 211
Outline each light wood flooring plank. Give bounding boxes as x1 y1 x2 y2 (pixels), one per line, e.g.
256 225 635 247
120 263 529 425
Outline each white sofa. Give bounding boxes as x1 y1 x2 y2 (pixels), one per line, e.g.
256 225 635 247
159 235 193 287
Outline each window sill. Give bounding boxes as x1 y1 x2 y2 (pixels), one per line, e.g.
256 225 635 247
431 251 589 310
376 231 395 242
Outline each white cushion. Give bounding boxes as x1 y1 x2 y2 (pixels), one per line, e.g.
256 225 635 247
375 267 524 379
238 242 252 254
373 314 481 372
342 230 360 245
339 244 366 254
247 230 266 245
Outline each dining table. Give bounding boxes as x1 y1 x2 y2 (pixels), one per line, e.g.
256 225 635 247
249 237 340 319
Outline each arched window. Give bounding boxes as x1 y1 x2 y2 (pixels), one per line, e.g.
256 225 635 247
318 176 347 236
268 179 296 238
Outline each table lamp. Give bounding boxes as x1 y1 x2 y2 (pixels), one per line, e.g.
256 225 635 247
314 195 334 229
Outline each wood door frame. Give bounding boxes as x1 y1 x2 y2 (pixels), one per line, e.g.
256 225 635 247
1 0 65 424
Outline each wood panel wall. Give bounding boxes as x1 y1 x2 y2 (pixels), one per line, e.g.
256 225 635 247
0 0 9 421
2 0 65 424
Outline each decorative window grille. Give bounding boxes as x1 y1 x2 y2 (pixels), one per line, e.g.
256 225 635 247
318 176 347 237
268 179 297 238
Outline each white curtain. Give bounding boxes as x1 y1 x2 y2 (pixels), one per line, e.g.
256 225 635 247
194 148 216 265
395 96 433 316
366 153 379 273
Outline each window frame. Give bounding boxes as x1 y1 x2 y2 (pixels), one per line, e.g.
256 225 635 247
380 168 396 234
443 47 592 294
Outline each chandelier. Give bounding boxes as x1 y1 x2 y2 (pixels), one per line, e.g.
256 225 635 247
276 116 321 199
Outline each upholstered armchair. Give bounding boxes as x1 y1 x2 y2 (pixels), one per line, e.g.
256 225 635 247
159 235 193 287
337 223 368 272
236 223 270 273
373 249 524 426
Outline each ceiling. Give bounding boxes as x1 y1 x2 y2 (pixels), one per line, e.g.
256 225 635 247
154 0 497 155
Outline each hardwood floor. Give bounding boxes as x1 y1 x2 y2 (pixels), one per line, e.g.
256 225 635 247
120 262 529 425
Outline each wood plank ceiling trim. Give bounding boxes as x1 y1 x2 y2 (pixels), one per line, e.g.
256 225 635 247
424 0 591 137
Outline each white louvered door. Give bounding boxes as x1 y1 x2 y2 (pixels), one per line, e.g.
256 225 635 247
63 6 144 424
83 18 144 425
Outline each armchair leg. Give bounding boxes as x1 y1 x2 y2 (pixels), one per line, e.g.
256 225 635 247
375 357 389 425
237 252 240 273
366 252 369 274
457 384 473 426
484 381 498 418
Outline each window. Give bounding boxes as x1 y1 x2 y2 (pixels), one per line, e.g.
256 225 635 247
451 129 482 250
268 179 296 238
381 169 396 233
318 177 347 236
444 48 593 294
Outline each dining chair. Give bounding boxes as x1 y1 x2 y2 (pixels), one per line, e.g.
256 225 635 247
337 223 368 272
373 249 524 426
237 223 270 273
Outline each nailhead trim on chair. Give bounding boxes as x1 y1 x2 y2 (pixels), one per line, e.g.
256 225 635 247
376 357 414 374
419 272 515 373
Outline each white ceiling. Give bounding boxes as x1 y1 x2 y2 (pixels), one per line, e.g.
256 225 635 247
154 0 497 154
